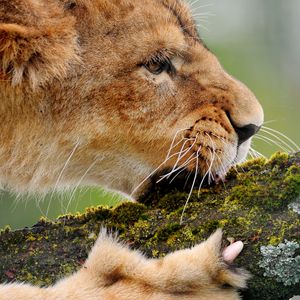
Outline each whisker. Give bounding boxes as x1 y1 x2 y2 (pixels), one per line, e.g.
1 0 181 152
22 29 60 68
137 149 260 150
156 139 198 183
180 147 201 224
130 132 190 196
207 149 214 184
183 170 194 189
214 151 228 177
46 140 80 216
165 137 186 160
187 0 199 8
247 149 255 160
169 165 189 183
64 159 98 214
197 165 209 198
263 120 277 125
168 137 197 173
165 128 189 160
254 134 292 153
34 193 49 219
260 128 297 152
189 2 214 10
181 20 210 33
191 12 216 17
262 126 299 150
250 147 266 158
248 148 259 159
205 133 247 175
194 18 210 24
157 155 196 183
197 23 210 32
206 134 217 183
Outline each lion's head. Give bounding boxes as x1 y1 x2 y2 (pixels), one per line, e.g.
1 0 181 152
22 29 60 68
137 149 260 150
0 0 263 197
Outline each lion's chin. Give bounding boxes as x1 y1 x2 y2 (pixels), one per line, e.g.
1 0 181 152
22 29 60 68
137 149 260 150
235 139 252 164
161 140 251 186
213 139 252 181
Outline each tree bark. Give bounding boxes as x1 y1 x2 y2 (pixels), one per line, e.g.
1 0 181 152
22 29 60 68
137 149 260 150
0 152 299 300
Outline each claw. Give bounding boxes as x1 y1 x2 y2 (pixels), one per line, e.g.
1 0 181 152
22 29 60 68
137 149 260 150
222 241 244 263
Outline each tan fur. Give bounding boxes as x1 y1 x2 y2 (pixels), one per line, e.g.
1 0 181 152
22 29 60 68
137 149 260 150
0 0 263 298
0 0 263 196
0 229 250 299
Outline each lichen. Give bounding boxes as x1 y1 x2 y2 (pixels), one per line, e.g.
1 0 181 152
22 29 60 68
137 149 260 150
258 240 300 286
288 198 300 214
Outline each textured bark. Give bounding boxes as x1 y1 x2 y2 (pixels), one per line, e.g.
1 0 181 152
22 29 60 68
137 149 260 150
0 152 299 300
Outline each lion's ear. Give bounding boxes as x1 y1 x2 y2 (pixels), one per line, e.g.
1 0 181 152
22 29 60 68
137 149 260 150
0 1 80 88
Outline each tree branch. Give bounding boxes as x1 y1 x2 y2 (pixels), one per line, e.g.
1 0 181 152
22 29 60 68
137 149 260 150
0 152 299 300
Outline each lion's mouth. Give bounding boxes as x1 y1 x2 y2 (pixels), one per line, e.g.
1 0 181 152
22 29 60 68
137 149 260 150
158 125 250 187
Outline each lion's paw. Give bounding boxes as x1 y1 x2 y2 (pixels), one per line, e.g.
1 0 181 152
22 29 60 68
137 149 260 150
139 229 250 298
54 229 250 300
194 229 250 289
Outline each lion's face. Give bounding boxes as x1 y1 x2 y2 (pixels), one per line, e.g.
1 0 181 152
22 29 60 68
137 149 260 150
0 0 263 196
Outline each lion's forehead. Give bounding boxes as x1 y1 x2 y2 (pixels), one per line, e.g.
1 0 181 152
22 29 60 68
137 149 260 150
2 0 201 62
79 0 198 39
74 0 204 68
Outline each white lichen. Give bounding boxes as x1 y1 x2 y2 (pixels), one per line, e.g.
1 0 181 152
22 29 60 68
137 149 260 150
288 198 300 215
259 240 300 286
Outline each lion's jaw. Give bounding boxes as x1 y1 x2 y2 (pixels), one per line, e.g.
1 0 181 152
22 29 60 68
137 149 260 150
0 0 263 197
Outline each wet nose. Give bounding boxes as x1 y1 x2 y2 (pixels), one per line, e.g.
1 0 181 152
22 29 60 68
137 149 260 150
235 124 260 145
226 109 261 145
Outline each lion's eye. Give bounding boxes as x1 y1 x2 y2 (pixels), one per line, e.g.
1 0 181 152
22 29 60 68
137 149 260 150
144 59 174 75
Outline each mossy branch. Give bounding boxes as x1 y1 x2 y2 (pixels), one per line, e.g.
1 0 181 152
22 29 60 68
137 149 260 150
0 152 299 299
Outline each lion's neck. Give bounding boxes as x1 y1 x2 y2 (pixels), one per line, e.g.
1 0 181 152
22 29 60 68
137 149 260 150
0 123 152 197
1 88 155 198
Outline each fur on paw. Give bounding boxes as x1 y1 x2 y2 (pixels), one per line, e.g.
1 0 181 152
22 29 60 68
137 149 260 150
82 228 250 297
199 229 251 289
143 229 250 294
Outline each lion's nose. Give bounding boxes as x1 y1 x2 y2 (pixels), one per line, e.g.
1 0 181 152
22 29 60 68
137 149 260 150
226 109 261 145
235 124 260 145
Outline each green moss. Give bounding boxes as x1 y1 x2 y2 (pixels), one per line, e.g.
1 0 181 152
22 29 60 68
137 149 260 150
221 153 300 213
0 152 299 300
111 202 147 225
157 192 189 211
284 165 300 196
83 205 112 222
269 236 282 245
0 225 11 236
268 152 289 165
154 223 182 241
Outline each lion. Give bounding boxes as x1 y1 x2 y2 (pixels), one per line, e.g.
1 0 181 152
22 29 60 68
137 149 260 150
0 0 264 299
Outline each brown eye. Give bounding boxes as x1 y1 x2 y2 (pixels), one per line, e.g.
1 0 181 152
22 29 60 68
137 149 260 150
144 59 174 75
